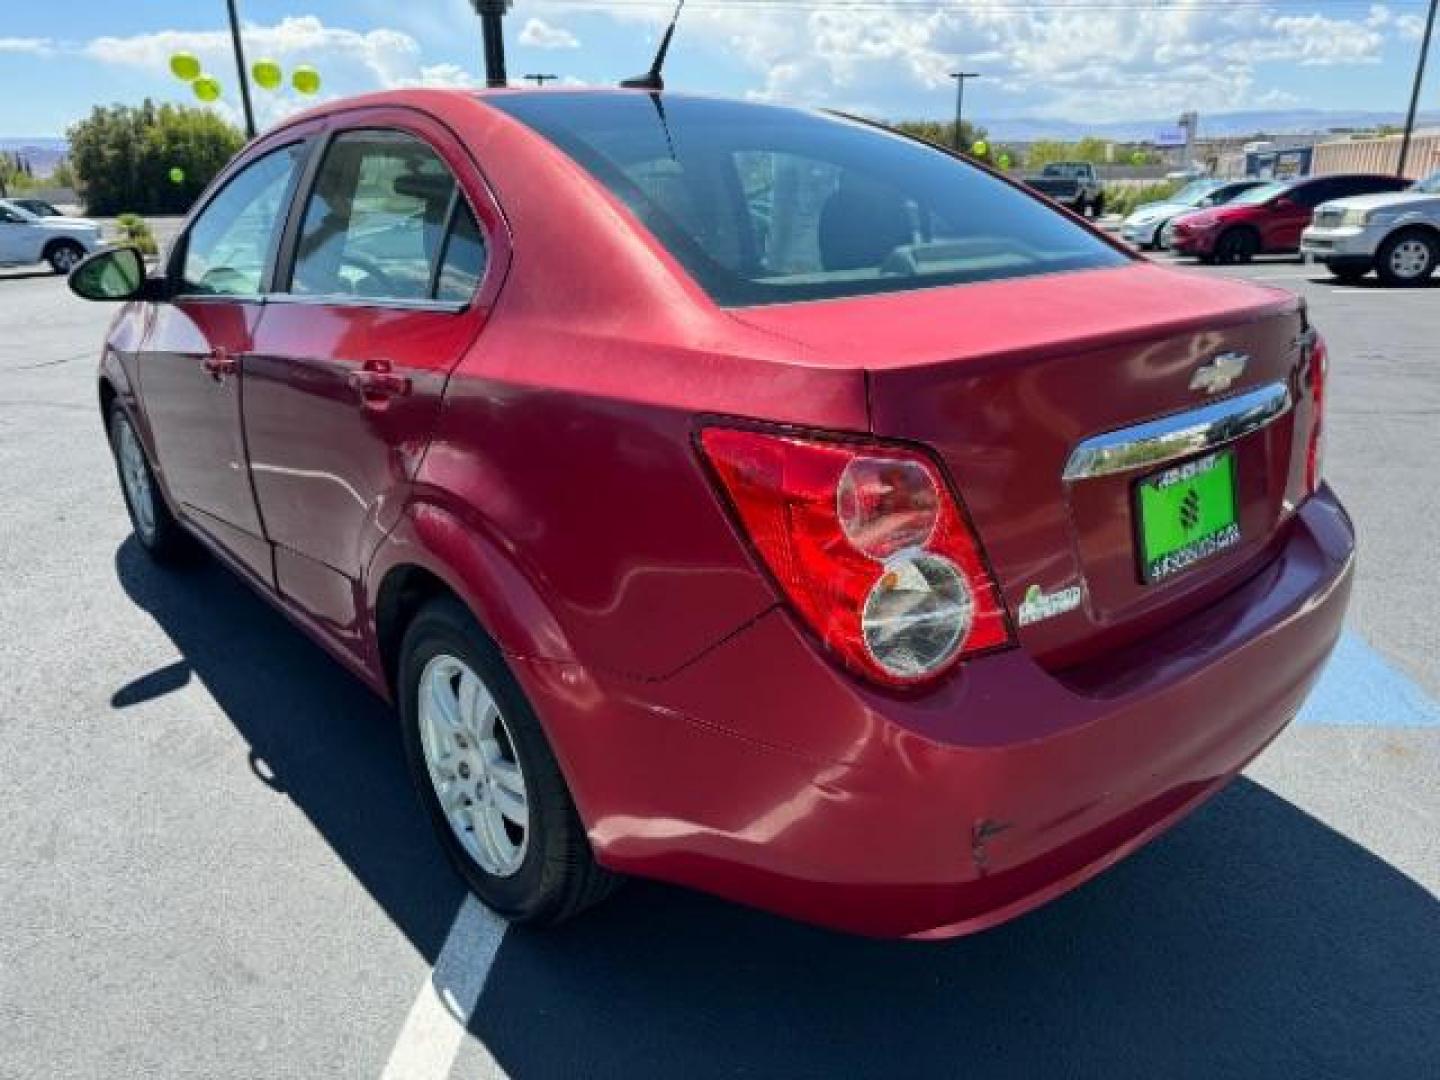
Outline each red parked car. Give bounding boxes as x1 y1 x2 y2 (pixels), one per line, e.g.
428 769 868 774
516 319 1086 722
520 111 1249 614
71 90 1351 939
1169 172 1409 263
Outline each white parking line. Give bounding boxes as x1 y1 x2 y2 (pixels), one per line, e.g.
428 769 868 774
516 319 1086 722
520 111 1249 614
381 897 511 1080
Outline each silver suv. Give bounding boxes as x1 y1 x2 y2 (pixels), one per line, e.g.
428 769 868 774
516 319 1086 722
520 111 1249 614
1301 171 1440 286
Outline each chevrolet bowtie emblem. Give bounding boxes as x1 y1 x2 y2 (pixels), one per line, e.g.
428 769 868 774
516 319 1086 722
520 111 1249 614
1190 352 1248 395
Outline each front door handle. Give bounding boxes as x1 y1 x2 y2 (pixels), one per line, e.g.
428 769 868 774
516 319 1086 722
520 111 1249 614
202 347 238 381
348 360 412 409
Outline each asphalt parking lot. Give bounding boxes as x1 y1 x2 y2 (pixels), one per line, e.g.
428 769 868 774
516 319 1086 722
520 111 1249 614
1 247 1437 1079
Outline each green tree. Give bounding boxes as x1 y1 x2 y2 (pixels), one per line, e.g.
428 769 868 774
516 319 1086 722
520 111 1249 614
67 101 244 215
891 119 989 156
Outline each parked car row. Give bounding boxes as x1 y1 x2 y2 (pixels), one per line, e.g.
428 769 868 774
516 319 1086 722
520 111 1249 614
1120 178 1267 249
1123 171 1440 286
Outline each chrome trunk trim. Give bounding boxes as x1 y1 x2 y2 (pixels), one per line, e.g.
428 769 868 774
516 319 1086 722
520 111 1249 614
1062 382 1292 481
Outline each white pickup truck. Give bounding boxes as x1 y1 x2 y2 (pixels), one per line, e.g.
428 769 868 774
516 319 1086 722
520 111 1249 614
1301 170 1440 286
0 199 105 274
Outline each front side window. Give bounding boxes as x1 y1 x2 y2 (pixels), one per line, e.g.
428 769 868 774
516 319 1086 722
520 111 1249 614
490 94 1127 307
289 130 486 303
180 144 303 296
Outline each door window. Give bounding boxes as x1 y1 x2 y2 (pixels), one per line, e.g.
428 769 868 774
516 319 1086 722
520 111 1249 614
179 144 304 296
288 130 486 304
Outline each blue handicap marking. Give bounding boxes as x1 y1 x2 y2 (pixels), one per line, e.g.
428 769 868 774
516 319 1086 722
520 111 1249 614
1298 629 1440 728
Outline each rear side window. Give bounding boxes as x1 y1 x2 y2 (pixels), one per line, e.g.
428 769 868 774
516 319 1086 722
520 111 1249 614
180 144 303 296
490 94 1127 306
289 130 486 303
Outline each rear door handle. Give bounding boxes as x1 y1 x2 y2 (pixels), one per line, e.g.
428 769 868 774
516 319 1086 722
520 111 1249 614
348 361 412 408
202 347 238 381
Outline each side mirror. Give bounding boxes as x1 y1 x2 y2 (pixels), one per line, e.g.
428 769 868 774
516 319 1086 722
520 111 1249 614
68 246 154 302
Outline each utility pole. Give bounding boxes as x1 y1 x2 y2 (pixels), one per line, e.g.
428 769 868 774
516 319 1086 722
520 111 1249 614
949 72 981 151
472 0 513 88
1398 0 1438 178
225 0 257 139
524 74 559 86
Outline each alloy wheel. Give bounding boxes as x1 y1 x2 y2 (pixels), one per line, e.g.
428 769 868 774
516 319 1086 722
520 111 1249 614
417 654 530 878
1387 238 1431 280
115 415 157 542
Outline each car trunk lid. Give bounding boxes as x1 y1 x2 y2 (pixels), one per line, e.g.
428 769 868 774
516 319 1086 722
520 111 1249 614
730 263 1315 670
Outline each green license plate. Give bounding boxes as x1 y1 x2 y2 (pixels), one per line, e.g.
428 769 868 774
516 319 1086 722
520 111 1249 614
1135 451 1241 583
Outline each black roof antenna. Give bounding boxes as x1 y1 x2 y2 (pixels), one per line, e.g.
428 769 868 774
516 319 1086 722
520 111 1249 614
621 0 686 90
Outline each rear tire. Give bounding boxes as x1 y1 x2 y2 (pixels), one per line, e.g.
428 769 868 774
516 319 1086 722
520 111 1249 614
47 240 85 275
1091 193 1106 219
107 403 190 562
398 596 621 926
1214 228 1258 265
1374 228 1438 287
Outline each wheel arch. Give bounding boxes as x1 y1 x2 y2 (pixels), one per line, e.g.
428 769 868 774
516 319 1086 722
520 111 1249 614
367 494 578 697
41 236 84 260
1383 220 1440 248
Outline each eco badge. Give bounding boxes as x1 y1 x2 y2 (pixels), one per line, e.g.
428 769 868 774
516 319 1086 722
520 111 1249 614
1017 582 1082 627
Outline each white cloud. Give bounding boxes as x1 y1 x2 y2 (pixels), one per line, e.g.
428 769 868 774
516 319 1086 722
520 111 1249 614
0 37 52 56
541 0 1417 123
519 18 580 50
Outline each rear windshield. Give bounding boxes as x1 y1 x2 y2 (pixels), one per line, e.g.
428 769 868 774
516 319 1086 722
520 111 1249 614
489 94 1128 307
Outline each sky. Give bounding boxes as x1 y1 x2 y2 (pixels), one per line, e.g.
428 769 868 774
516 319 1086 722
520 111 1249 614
0 0 1435 137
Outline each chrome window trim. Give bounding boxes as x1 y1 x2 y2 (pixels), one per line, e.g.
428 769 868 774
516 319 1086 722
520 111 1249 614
1062 381 1292 482
263 292 471 315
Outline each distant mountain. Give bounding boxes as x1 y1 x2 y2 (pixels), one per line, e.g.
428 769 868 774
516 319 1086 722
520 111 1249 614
982 109 1440 143
0 137 69 177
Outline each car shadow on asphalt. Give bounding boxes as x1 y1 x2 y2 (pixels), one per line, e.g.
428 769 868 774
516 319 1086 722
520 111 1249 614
114 537 468 963
115 539 1439 1078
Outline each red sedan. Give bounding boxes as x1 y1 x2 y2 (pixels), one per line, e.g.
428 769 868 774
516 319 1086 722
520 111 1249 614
70 89 1351 939
1168 172 1409 263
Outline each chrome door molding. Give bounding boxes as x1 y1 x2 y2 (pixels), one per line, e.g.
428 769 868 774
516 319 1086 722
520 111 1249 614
1062 382 1292 482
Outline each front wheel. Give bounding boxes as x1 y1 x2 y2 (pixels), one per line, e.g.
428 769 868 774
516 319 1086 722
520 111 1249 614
398 597 621 926
47 241 85 275
1374 228 1438 287
1214 228 1258 265
108 403 189 562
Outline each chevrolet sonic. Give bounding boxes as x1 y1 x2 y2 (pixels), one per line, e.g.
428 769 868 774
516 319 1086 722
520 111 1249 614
71 90 1352 938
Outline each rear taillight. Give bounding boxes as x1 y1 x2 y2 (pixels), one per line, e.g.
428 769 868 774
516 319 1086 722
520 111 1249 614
1306 331 1328 494
699 427 1011 687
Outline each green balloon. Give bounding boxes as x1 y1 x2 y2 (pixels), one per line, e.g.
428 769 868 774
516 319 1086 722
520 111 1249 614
252 58 283 91
192 75 222 103
292 65 321 96
971 140 989 157
169 167 186 185
170 52 201 82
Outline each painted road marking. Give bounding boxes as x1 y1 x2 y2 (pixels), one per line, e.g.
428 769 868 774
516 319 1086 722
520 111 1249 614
381 896 510 1080
1298 629 1440 727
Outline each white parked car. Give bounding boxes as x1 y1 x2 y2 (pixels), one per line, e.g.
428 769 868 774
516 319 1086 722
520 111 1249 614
0 198 105 273
1301 171 1440 285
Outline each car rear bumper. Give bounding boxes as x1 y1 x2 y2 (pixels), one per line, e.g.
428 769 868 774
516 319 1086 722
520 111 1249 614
516 488 1354 938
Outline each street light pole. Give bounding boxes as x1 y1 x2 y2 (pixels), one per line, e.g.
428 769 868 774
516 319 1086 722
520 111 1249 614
472 1 513 88
225 0 257 139
949 72 980 151
1398 0 1438 178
